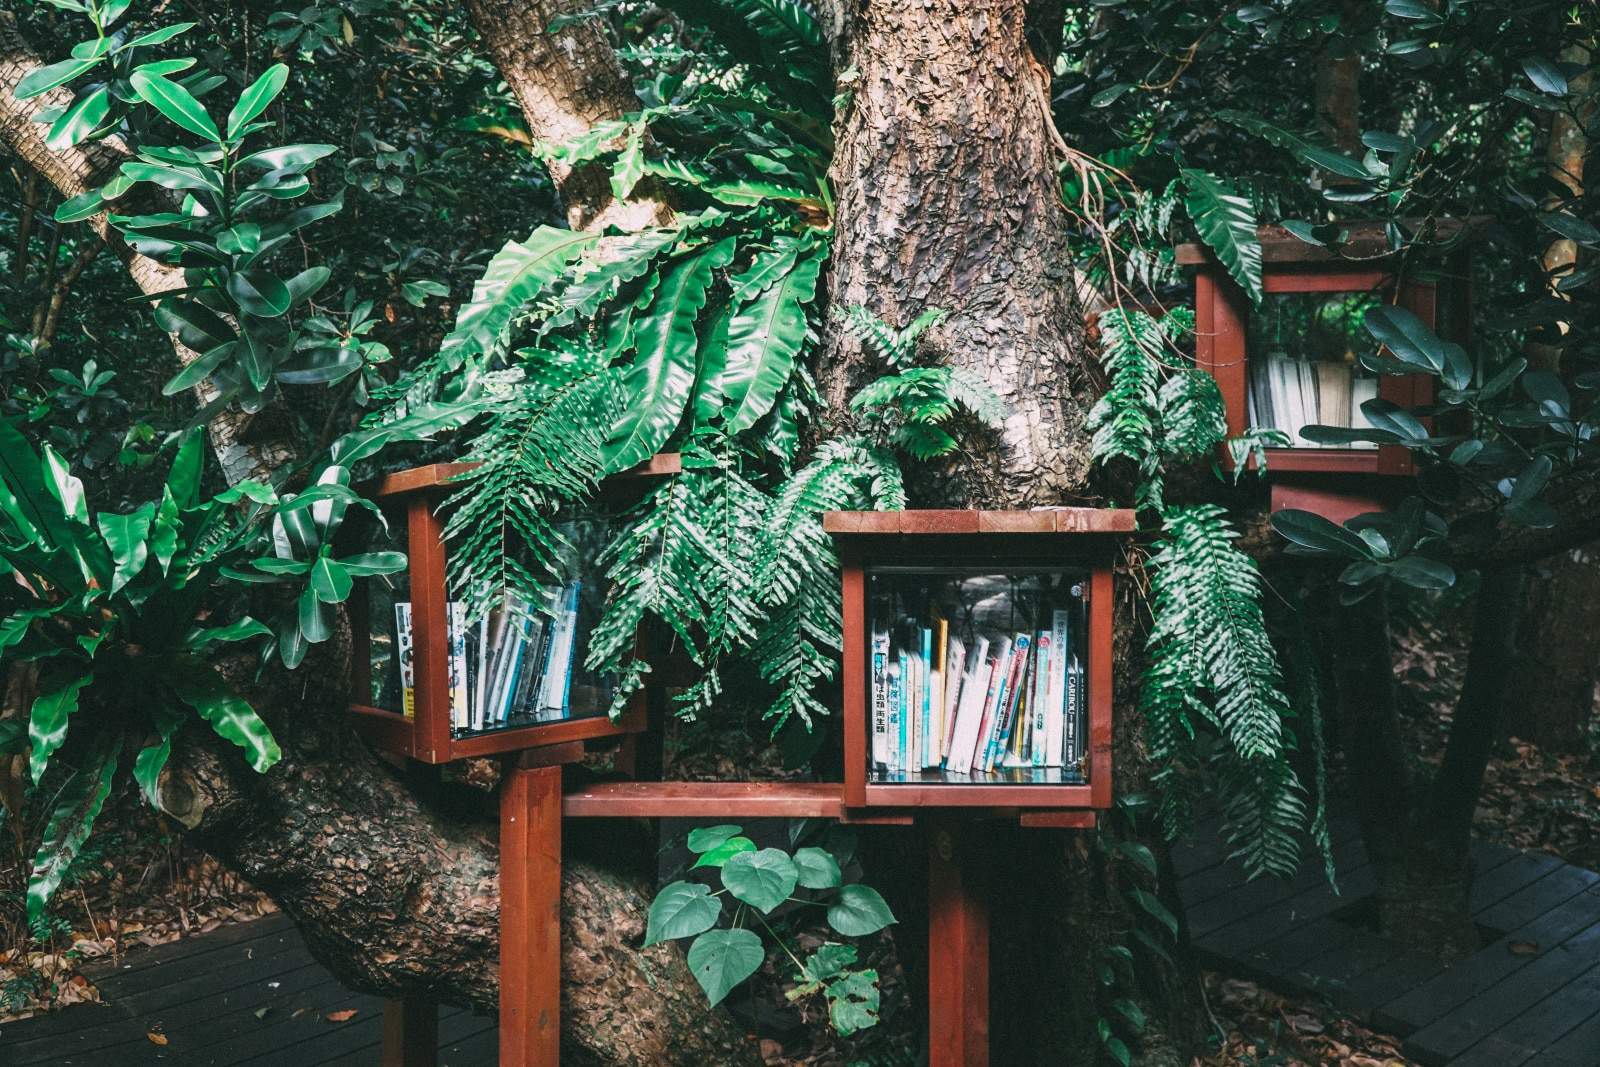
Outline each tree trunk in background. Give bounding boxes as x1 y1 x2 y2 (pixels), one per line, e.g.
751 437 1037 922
820 2 1201 1061
462 0 673 231
1313 1 1364 157
1510 545 1600 751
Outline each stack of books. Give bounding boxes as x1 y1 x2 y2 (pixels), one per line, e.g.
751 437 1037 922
393 584 599 734
1247 352 1379 448
868 575 1087 783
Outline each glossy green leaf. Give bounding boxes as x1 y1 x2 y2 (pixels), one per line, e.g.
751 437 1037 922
686 928 764 1007
184 617 273 650
611 125 645 199
97 502 155 592
29 672 93 784
826 884 896 936
687 824 744 852
310 556 353 603
227 63 289 139
721 848 799 913
692 835 757 869
172 669 281 773
437 226 596 374
792 846 842 889
15 56 102 99
162 341 234 395
604 239 737 470
1180 169 1262 305
298 586 334 642
27 736 117 925
132 707 183 810
129 70 221 141
227 270 292 317
722 250 822 432
1363 305 1447 373
236 143 338 171
1271 509 1376 559
45 86 111 150
55 189 103 223
121 21 197 50
338 551 407 576
39 444 89 524
644 880 722 945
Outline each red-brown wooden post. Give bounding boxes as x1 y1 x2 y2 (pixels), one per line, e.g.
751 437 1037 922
501 765 563 1066
927 822 989 1067
381 997 438 1066
407 493 452 764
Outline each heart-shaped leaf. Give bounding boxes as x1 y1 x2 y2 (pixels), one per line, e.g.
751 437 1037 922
644 881 722 946
686 928 764 1007
692 835 756 869
687 824 744 853
826 884 896 937
793 846 842 889
721 848 799 913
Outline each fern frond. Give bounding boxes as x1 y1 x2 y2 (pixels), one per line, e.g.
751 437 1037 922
1157 369 1227 461
1087 307 1165 506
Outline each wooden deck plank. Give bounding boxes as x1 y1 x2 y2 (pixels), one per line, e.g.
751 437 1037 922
1470 962 1600 1064
1377 889 1600 1035
1194 864 1378 957
1402 923 1600 1065
1179 819 1364 910
1530 1006 1600 1066
1476 865 1600 932
315 1008 493 1066
1468 853 1567 916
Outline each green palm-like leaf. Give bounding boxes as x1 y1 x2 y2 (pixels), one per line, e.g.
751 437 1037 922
172 668 281 773
1180 168 1263 305
29 672 93 784
722 250 822 433
28 737 118 925
604 240 737 470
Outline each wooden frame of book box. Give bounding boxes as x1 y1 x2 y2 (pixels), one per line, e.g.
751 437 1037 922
829 508 1133 813
345 456 681 764
1180 222 1473 524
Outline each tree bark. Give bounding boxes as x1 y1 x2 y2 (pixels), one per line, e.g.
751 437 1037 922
820 3 1201 1060
819 0 1098 507
462 0 673 231
1509 544 1600 751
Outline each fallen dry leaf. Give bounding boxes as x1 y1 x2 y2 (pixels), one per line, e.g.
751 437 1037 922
326 1008 358 1023
146 1031 168 1046
1509 940 1540 955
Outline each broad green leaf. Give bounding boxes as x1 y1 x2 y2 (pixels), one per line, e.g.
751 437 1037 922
236 143 338 171
1522 57 1568 96
227 63 289 140
1386 556 1456 589
46 86 111 150
825 968 880 1035
722 250 822 432
692 835 757 869
686 928 764 1007
792 846 842 889
338 551 407 576
39 443 89 524
298 587 333 642
1127 888 1179 939
1364 305 1447 373
129 70 221 141
604 239 738 470
611 125 645 199
27 736 118 925
1215 110 1369 179
228 270 292 317
1180 169 1262 305
644 880 722 945
121 21 197 50
1271 509 1376 559
172 669 281 773
310 556 353 603
162 341 235 395
97 502 156 592
438 227 596 374
184 617 273 650
15 56 103 99
55 189 103 223
132 707 183 809
687 824 743 853
722 848 799 913
727 239 800 303
29 672 93 784
826 884 896 936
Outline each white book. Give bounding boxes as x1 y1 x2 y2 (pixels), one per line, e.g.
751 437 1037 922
886 660 903 772
1350 377 1379 449
1045 609 1070 767
906 649 919 774
448 601 469 730
394 602 415 719
945 637 990 773
870 626 891 767
537 582 581 717
965 637 1011 774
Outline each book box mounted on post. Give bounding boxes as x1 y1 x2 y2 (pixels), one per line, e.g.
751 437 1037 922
344 459 675 764
1180 222 1473 524
826 509 1135 818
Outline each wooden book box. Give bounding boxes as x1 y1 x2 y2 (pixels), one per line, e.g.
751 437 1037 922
345 457 680 764
827 509 1134 816
1180 222 1473 523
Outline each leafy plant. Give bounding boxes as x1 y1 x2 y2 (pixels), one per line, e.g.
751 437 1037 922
645 821 893 1031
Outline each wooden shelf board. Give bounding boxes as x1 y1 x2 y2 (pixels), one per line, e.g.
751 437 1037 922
368 453 682 498
562 781 846 819
824 508 1136 536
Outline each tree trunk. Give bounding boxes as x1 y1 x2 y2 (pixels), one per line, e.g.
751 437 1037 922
1509 545 1600 751
1331 570 1527 961
821 2 1201 1061
461 0 673 231
153 633 760 1066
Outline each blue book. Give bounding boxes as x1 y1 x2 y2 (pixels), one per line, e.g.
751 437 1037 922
984 633 1030 771
919 627 932 771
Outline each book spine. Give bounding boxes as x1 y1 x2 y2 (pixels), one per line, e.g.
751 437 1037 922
886 659 903 774
972 638 1012 774
918 627 932 771
946 636 989 773
448 601 469 731
941 638 965 762
1067 655 1083 773
986 633 1030 771
1030 630 1052 767
395 602 415 719
553 582 581 717
1046 608 1069 766
871 626 890 768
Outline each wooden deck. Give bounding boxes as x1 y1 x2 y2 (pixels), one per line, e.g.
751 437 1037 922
1175 813 1600 1066
0 914 494 1065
